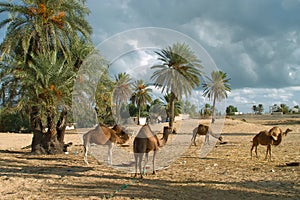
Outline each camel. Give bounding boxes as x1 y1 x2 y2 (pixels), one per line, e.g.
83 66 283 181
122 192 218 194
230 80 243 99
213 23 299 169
133 124 169 179
83 124 130 165
191 124 222 146
250 127 292 161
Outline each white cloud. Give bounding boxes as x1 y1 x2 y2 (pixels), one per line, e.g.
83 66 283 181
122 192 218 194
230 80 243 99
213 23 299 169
181 18 233 48
227 87 300 113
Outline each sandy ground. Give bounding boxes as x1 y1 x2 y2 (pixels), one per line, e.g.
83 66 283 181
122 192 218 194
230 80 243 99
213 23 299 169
0 115 299 200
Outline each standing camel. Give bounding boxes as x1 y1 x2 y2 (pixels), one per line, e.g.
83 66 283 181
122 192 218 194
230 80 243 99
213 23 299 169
250 127 292 161
191 124 222 146
83 124 130 165
133 124 169 179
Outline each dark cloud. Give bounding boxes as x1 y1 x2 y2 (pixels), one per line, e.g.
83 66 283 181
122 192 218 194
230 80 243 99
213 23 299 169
87 0 300 90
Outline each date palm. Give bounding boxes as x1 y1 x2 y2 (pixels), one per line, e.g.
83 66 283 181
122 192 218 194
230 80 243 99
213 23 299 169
130 80 152 125
202 70 231 123
3 52 77 153
112 73 132 124
0 0 93 154
151 42 202 130
0 0 92 62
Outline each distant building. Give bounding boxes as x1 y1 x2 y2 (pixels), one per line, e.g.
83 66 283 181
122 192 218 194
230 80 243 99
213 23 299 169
291 108 299 113
234 112 243 115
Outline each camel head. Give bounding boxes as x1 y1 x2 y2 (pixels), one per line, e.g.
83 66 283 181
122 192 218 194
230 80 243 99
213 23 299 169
112 125 130 144
283 128 292 136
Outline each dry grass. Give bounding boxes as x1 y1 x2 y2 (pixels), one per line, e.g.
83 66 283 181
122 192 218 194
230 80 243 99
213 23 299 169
0 115 299 199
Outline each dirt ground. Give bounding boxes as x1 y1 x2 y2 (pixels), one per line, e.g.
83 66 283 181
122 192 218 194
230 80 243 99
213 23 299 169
0 115 299 200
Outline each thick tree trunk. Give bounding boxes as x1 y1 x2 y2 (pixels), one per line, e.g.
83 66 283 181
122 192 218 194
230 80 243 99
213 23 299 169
163 126 171 142
30 106 69 154
57 108 67 143
30 106 44 153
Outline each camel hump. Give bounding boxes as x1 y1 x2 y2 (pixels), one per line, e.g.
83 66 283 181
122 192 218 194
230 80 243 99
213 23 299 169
136 124 156 138
197 124 210 135
268 126 282 140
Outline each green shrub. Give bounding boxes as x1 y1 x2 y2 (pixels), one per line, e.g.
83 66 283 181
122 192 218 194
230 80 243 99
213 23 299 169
0 111 31 133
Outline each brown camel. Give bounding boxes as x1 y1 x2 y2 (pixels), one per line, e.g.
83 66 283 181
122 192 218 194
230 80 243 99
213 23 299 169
83 124 130 165
191 124 222 146
133 124 169 179
250 127 292 161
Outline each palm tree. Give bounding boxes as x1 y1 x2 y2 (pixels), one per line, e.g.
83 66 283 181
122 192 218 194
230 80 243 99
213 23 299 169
258 104 264 114
161 93 182 122
151 42 202 130
202 70 231 123
0 0 92 62
112 73 132 124
252 105 258 114
3 52 77 153
94 68 114 125
130 80 152 125
0 0 93 154
202 103 212 117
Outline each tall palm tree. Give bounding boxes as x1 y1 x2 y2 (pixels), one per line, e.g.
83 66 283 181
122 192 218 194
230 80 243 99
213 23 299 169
130 80 152 125
3 52 77 152
0 0 93 154
0 0 92 62
151 42 202 130
112 73 132 124
202 70 231 123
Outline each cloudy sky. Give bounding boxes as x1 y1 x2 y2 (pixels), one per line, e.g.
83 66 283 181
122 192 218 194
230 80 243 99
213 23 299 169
1 0 299 113
85 0 300 113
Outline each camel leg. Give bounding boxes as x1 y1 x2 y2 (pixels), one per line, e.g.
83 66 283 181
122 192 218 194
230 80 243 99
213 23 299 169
268 145 272 161
107 143 113 165
205 132 209 144
152 151 156 175
143 152 149 175
84 143 89 165
255 146 258 158
134 153 138 178
191 131 197 146
138 153 144 179
265 145 271 161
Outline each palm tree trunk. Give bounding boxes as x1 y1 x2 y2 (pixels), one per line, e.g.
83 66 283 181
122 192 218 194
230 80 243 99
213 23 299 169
169 92 175 130
212 97 216 123
30 106 65 154
137 105 141 125
30 106 44 153
56 108 67 143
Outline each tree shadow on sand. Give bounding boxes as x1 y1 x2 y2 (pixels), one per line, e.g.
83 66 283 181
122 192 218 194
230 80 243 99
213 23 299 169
45 173 299 200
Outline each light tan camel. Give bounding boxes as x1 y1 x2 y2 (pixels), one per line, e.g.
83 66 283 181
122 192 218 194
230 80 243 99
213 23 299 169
83 124 130 165
191 124 223 146
250 127 292 161
133 124 169 179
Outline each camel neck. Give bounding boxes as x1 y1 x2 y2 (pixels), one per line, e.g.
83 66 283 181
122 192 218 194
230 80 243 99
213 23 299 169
273 134 282 146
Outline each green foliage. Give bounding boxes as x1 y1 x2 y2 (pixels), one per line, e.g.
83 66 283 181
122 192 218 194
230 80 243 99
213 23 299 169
226 105 238 115
182 100 198 117
202 103 213 116
203 70 231 121
280 104 289 114
0 110 31 132
151 42 202 129
0 0 93 130
0 0 92 62
252 104 264 114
